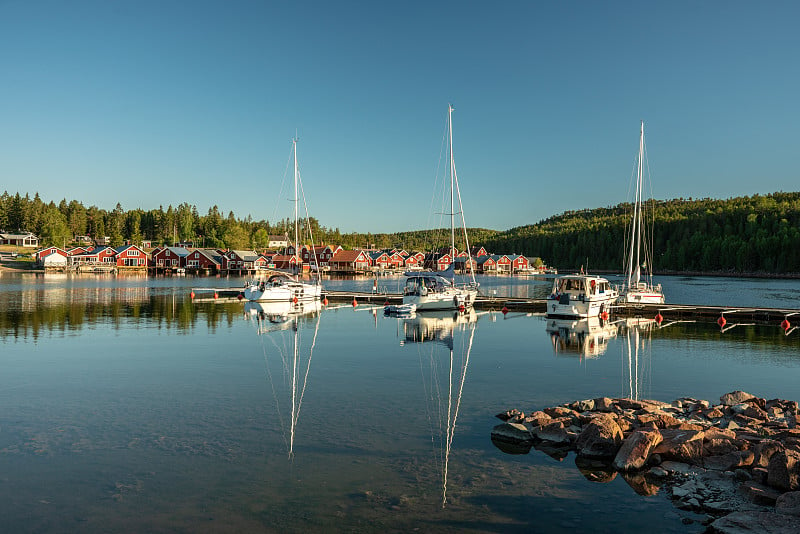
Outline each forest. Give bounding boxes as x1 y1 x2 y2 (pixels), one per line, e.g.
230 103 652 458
2 190 800 274
481 192 800 274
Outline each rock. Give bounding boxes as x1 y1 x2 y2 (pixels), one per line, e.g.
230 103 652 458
767 449 800 491
490 436 532 455
635 412 683 429
708 511 799 533
775 491 800 517
741 481 782 506
753 440 785 468
648 466 669 478
575 414 624 458
491 422 534 444
593 397 614 412
522 410 551 427
543 406 578 420
568 399 595 412
704 437 743 456
705 450 754 471
612 429 663 471
496 409 523 421
703 407 726 419
653 428 705 465
660 460 695 475
532 420 570 445
752 467 769 484
720 390 756 406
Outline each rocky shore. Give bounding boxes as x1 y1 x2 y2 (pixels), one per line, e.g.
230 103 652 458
491 391 800 532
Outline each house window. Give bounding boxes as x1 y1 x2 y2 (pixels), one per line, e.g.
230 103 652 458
128 250 140 256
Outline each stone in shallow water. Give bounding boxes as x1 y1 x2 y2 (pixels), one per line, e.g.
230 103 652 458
709 511 799 533
612 429 662 471
575 414 623 459
720 390 756 406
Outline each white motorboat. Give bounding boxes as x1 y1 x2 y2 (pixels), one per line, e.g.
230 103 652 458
546 274 619 318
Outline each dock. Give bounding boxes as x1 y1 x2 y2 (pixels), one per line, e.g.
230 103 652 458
189 287 799 332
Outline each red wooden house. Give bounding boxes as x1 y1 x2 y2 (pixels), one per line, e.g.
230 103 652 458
151 247 190 269
71 246 118 265
35 246 68 264
270 254 299 270
476 255 497 273
184 249 223 272
329 250 371 272
114 245 147 267
388 251 405 269
507 254 530 273
369 251 392 269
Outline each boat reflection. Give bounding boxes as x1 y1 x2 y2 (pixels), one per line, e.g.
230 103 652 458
245 300 322 458
546 316 618 358
399 310 479 507
618 318 656 400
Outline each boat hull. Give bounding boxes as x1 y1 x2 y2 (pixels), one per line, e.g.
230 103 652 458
546 296 616 318
403 287 478 311
244 282 321 302
620 290 665 305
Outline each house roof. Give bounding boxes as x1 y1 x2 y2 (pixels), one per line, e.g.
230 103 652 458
331 250 367 262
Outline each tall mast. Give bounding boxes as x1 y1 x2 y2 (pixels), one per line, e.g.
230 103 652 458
448 104 456 262
626 121 644 289
293 137 299 273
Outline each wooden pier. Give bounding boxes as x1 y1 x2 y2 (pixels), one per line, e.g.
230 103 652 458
188 287 799 331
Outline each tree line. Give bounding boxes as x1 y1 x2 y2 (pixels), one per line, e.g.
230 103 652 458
4 190 799 274
480 192 800 274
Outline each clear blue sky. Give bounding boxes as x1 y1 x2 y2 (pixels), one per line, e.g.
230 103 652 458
1 1 798 233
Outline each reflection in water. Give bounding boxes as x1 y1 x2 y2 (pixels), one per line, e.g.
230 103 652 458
246 300 322 458
546 317 619 358
400 310 478 507
618 318 656 400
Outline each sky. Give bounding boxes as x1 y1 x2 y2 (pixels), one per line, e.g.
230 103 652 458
1 1 798 234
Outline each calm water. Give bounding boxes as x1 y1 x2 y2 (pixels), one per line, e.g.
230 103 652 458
1 272 799 533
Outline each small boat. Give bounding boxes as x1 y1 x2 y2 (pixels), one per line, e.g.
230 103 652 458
402 105 479 311
546 274 619 318
244 137 322 302
384 303 416 315
619 121 665 305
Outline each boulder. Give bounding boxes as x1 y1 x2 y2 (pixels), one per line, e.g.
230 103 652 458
612 429 663 471
491 422 534 444
543 406 579 420
704 437 744 456
708 511 799 533
522 410 551 427
704 450 754 471
635 412 683 429
653 429 705 465
532 420 570 445
568 399 595 412
775 491 800 517
496 408 523 422
753 440 785 468
720 390 756 406
741 481 782 506
767 449 800 491
575 414 624 458
593 397 614 412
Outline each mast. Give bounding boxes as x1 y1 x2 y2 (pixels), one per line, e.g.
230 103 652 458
626 121 644 289
448 104 456 263
293 137 299 274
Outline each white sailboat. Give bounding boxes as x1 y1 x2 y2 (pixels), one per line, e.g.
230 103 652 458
244 138 323 302
620 121 665 305
403 105 479 311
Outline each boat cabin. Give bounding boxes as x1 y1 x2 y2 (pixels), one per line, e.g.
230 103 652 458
552 275 613 299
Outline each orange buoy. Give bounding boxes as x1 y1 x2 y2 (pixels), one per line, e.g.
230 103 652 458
502 306 509 315
600 311 609 321
781 318 791 331
323 297 329 306
293 296 298 304
352 298 358 307
190 291 195 299
717 315 726 328
213 292 218 299
655 312 663 324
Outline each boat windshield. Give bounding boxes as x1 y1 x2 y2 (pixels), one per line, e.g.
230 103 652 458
557 278 585 293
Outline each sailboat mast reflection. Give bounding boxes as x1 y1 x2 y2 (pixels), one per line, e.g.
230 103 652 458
619 318 655 401
401 309 478 507
246 300 322 459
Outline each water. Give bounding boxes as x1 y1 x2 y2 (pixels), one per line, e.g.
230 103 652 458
1 272 798 533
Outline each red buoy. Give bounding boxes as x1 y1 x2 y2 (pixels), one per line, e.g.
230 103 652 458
781 318 791 331
214 292 218 300
190 291 195 299
384 300 389 306
600 311 609 321
237 293 243 300
323 298 329 306
717 316 726 328
655 312 663 324
458 305 465 312
293 296 298 304
352 298 358 307
502 306 509 315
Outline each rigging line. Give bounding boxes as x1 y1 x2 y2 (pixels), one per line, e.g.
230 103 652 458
426 116 451 243
270 143 295 231
418 345 442 460
294 313 321 426
262 328 291 452
296 171 321 279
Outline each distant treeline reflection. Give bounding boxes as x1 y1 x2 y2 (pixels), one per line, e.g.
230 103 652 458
0 294 242 340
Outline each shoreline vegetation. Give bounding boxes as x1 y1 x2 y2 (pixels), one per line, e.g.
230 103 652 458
3 190 800 275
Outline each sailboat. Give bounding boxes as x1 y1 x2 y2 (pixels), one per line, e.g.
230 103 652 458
620 121 665 305
402 105 479 311
400 309 478 507
244 137 323 302
246 299 322 458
